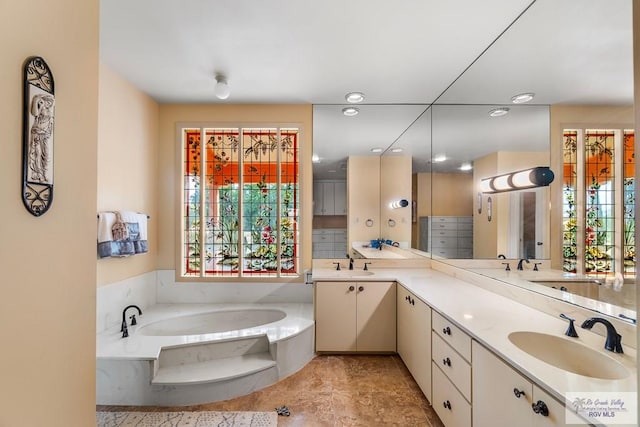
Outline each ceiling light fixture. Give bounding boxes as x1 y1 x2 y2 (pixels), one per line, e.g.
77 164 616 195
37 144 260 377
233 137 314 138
345 92 365 103
371 148 383 153
488 107 510 117
342 106 359 116
511 92 535 104
460 163 473 171
312 154 320 163
480 166 555 194
433 154 447 162
391 148 403 153
214 74 231 100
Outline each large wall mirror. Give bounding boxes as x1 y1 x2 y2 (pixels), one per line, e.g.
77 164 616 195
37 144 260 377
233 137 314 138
312 0 635 321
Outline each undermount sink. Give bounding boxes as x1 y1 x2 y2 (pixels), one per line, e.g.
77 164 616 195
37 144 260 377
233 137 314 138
328 270 375 278
508 331 629 380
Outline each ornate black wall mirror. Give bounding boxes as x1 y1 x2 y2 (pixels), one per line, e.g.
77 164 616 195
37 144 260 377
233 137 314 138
22 56 55 216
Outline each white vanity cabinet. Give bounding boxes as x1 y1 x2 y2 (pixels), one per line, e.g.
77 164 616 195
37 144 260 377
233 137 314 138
431 311 472 427
397 285 432 401
472 341 569 427
315 281 396 352
313 181 347 215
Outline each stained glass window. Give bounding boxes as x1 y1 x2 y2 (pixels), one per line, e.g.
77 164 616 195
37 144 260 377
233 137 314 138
562 128 635 278
562 130 578 272
182 127 300 278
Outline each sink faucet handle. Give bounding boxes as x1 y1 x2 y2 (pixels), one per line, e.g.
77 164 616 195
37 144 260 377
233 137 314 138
130 314 138 326
332 262 341 271
559 314 579 337
533 262 542 271
501 262 511 271
363 262 372 271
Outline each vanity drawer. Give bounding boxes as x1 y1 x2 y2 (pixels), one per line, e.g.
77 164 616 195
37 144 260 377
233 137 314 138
432 312 471 362
432 362 471 427
431 237 458 248
432 333 471 401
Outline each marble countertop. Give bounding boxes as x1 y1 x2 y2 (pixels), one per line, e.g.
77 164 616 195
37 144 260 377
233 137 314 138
312 267 637 421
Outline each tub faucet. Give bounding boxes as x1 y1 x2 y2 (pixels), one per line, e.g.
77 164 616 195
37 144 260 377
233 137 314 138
121 304 143 338
517 258 530 270
581 317 623 353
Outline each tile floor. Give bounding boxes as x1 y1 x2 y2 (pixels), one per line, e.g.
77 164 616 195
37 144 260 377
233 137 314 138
98 354 445 426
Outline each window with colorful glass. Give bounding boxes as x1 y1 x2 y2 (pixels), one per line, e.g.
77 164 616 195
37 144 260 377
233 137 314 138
562 128 635 278
182 127 299 278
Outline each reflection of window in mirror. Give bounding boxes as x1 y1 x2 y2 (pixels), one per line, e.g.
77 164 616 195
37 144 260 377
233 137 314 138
562 129 635 278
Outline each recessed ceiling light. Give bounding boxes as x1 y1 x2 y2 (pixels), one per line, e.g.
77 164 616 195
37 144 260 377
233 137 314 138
489 107 510 117
391 147 403 153
312 154 320 163
345 92 365 103
460 163 473 171
342 107 359 116
511 92 535 104
371 148 383 153
433 154 447 162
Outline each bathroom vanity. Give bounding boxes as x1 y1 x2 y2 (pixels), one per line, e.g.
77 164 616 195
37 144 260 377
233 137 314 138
312 263 637 427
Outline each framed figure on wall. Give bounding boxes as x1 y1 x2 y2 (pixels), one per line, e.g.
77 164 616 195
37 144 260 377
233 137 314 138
22 56 55 216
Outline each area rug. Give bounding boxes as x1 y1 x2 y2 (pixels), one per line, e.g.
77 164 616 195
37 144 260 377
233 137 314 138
96 411 277 427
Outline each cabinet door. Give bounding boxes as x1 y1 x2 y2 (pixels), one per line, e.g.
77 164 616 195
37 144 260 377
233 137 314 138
313 182 325 215
315 282 356 351
533 385 569 427
410 295 432 402
322 182 336 215
333 181 347 214
472 341 533 427
356 282 396 352
396 286 412 363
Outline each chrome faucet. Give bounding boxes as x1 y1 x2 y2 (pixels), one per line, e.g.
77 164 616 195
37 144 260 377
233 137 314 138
581 317 623 353
516 258 530 270
121 304 142 338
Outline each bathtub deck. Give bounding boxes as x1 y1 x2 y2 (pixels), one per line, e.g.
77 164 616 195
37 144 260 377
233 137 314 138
96 303 315 406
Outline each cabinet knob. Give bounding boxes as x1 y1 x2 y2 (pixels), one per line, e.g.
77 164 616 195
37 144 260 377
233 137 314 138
443 400 452 410
358 286 364 292
410 297 415 305
532 400 549 417
405 295 410 302
442 357 451 367
442 326 451 335
348 285 355 292
513 388 526 398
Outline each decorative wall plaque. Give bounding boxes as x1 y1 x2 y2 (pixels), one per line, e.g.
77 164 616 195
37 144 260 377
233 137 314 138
22 56 55 216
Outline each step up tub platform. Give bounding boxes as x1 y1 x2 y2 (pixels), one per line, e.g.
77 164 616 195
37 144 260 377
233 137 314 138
97 303 314 406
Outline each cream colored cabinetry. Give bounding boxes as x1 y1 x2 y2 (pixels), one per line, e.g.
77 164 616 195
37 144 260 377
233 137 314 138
397 285 432 402
315 281 396 352
313 181 347 215
312 228 347 258
472 341 569 427
431 312 472 427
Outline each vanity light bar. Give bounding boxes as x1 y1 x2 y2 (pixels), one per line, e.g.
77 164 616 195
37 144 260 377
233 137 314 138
389 199 409 209
480 167 555 194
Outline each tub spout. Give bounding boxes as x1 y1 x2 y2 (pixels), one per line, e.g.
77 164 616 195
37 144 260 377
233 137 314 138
122 304 142 338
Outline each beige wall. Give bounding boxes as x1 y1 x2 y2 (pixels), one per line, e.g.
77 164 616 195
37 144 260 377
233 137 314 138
549 105 634 269
97 63 160 286
157 104 313 276
0 1 99 426
348 156 381 247
380 156 412 244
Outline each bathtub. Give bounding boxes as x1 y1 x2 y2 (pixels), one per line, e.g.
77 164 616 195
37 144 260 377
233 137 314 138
96 303 315 406
137 308 287 336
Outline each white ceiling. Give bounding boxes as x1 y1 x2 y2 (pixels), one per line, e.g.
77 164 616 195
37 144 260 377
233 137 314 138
99 0 633 179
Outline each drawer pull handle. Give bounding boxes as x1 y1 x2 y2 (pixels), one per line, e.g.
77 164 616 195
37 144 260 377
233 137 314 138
410 297 415 305
358 286 364 292
348 286 355 292
513 388 526 398
443 400 452 410
532 400 549 417
442 357 451 367
405 295 410 301
442 326 451 335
